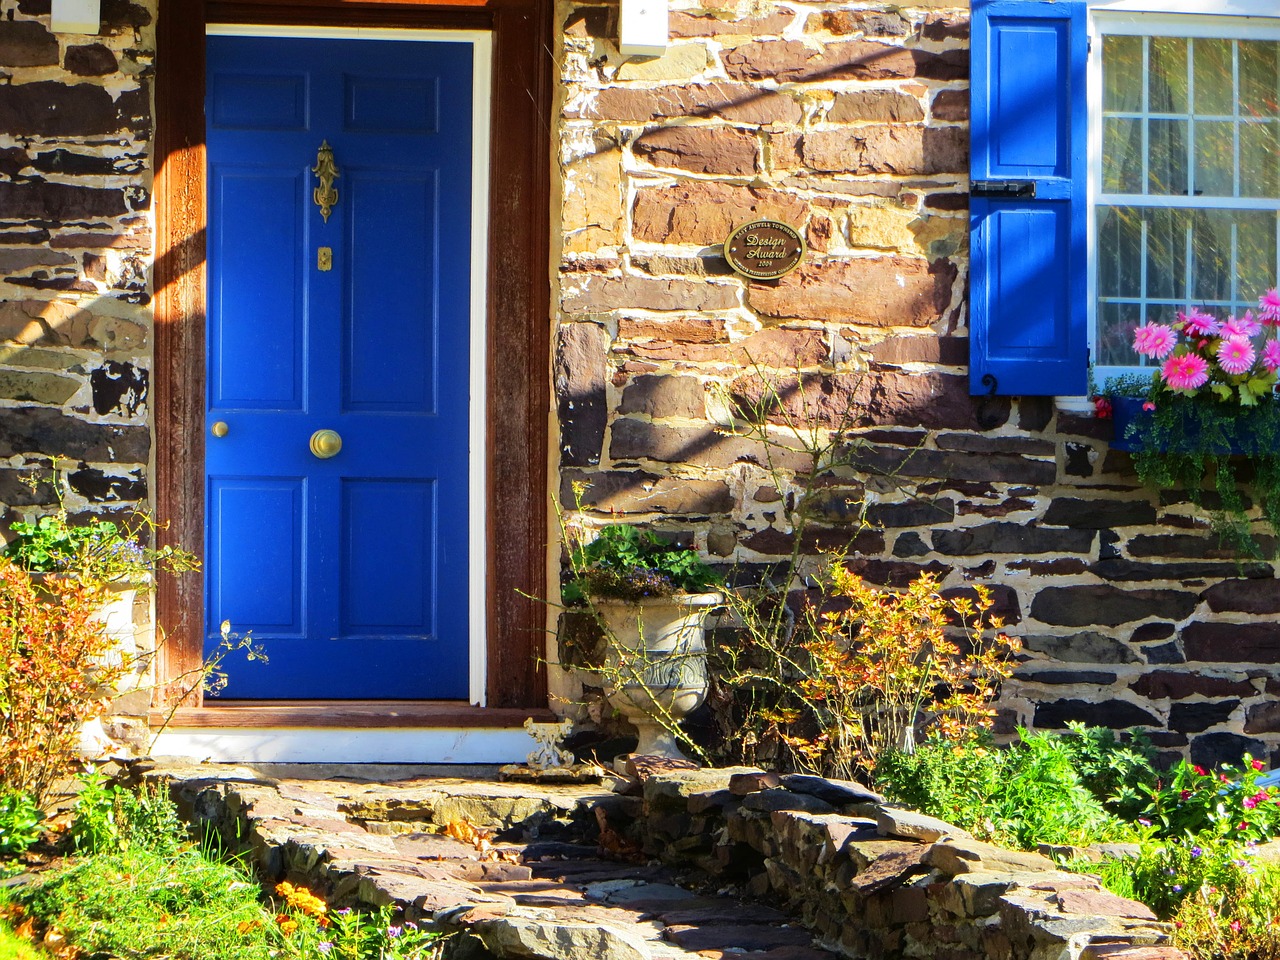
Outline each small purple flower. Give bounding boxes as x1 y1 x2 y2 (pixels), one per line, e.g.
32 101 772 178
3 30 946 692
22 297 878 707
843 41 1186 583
335 908 352 916
1138 818 1152 827
405 922 419 931
1191 846 1203 857
1173 885 1183 892
318 944 333 955
387 926 403 938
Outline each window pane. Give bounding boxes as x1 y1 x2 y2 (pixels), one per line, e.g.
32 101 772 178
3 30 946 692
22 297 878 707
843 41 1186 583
1104 35 1144 112
1149 36 1188 114
1236 210 1279 292
1194 38 1234 116
1149 119 1189 195
1097 206 1144 298
1239 40 1280 121
1144 207 1189 301
1103 118 1144 193
1097 301 1146 367
1190 209 1236 302
1194 120 1234 197
1241 122 1280 198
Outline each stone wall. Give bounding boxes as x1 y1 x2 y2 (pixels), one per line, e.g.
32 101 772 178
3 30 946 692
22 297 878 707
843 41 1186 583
552 0 1280 769
0 0 155 524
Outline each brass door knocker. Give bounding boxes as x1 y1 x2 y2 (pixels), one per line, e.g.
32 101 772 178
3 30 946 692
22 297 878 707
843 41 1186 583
312 140 339 222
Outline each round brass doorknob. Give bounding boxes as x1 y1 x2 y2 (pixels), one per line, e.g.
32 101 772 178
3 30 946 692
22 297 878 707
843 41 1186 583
211 421 229 438
310 429 342 459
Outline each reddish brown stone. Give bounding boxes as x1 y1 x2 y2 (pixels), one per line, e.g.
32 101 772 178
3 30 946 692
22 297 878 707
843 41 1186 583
870 335 968 366
1130 670 1254 700
669 10 795 37
816 10 910 37
922 14 969 40
721 40 966 84
562 470 734 516
617 316 727 344
1202 578 1280 614
828 91 924 124
1244 701 1280 734
563 276 737 314
1055 889 1156 921
1183 622 1280 664
741 526 885 557
625 328 828 367
748 258 956 327
633 181 808 246
0 80 149 136
571 84 804 126
959 498 1036 518
50 231 152 250
632 126 758 176
729 771 781 795
844 559 953 587
609 419 810 472
1006 559 1089 576
802 126 966 175
0 19 58 66
65 43 119 75
932 89 969 122
619 375 706 419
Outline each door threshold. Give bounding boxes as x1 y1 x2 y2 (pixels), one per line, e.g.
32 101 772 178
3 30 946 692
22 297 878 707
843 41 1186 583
148 701 555 765
152 701 554 729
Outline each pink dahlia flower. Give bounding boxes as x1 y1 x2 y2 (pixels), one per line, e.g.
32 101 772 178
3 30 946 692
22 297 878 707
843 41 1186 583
1162 352 1210 391
1133 322 1177 359
1179 307 1220 337
1221 313 1262 339
1260 288 1280 323
1263 339 1280 373
1217 335 1257 375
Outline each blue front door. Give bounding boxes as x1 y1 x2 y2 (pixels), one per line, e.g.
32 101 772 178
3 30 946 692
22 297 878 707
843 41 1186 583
204 34 474 699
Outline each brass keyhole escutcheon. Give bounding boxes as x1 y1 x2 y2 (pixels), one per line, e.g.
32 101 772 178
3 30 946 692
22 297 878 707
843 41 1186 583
318 247 333 272
310 429 342 459
211 421 229 438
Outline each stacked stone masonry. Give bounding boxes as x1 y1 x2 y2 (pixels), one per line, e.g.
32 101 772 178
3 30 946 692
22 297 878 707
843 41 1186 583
158 762 1188 960
0 0 155 524
554 0 1280 768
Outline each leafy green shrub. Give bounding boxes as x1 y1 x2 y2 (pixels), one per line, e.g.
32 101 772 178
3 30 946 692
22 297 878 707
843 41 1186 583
71 770 188 856
0 791 40 856
874 729 1135 849
1141 755 1280 843
1053 721 1157 821
562 522 720 604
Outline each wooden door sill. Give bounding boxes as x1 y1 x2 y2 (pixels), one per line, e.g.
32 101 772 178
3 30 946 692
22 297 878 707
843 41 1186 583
152 701 555 729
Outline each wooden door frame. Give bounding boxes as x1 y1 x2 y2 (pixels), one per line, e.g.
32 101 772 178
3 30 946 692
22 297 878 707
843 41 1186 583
153 0 551 711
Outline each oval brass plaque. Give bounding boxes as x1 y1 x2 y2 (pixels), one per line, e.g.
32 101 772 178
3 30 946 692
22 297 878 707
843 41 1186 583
723 220 805 280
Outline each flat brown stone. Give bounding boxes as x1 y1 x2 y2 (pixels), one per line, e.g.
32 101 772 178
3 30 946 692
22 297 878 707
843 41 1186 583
1055 889 1157 921
847 847 930 893
664 924 814 951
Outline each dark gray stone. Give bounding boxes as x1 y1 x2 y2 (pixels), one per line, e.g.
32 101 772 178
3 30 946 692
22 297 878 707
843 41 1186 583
934 433 1055 456
0 19 58 66
1018 397 1053 432
805 487 867 524
90 361 148 416
847 446 1057 485
1034 699 1160 729
65 43 119 75
1021 631 1140 665
1169 700 1239 734
932 524 1095 557
1127 534 1246 560
32 149 123 176
1190 732 1266 769
1145 642 1185 665
892 532 929 558
0 181 129 221
778 775 882 806
1018 671 1118 685
1130 623 1176 643
0 80 149 137
1043 498 1156 529
0 407 149 463
1029 585 1198 627
1063 442 1093 477
555 323 607 468
865 497 954 528
1244 701 1280 734
740 789 836 815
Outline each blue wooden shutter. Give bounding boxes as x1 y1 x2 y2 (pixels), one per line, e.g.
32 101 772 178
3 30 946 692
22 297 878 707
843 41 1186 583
970 0 1088 397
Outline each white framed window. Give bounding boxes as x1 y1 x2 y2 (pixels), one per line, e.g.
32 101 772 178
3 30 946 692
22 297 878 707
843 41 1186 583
1088 2 1280 384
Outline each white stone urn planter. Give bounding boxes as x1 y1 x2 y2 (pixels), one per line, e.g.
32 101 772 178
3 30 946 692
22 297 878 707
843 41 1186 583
592 591 721 760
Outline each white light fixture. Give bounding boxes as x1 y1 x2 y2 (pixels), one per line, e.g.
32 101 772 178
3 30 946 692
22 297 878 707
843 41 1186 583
618 0 668 57
51 0 101 34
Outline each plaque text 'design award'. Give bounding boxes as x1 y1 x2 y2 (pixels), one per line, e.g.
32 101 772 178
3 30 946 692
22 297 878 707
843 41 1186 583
723 220 805 280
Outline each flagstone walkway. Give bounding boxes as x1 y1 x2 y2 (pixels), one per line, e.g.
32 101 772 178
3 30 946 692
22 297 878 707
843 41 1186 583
150 762 842 960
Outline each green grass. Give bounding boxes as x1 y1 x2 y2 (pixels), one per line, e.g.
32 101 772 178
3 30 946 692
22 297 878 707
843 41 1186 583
15 846 284 960
0 921 45 960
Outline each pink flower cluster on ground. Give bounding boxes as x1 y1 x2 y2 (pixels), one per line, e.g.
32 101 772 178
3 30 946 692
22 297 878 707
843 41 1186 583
1131 289 1280 399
